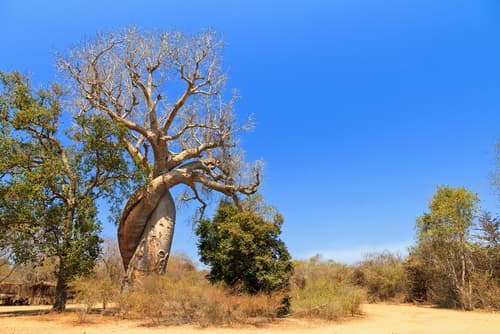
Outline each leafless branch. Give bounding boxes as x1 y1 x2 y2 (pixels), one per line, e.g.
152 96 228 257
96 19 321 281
61 28 259 204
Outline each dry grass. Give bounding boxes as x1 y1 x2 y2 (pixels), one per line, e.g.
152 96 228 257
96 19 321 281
291 279 365 320
72 276 120 323
120 273 285 326
72 253 366 326
353 252 407 303
290 257 365 320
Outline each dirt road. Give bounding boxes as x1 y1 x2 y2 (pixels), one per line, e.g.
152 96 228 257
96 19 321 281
1 304 498 334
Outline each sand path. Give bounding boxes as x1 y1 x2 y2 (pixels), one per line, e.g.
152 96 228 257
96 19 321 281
0 303 498 334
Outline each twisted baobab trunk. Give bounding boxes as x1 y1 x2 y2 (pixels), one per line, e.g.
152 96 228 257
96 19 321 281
118 175 179 283
62 28 262 284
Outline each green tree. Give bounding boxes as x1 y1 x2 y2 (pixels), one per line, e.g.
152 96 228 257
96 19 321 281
414 186 479 309
196 200 292 294
59 28 260 282
0 72 132 311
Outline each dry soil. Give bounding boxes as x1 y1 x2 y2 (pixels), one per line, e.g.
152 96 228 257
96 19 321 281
0 303 499 334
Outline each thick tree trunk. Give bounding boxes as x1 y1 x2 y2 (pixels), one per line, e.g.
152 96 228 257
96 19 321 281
118 184 176 284
53 272 67 312
126 191 176 281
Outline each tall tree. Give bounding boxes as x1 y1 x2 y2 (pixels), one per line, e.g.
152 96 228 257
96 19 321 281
0 72 132 311
415 186 479 309
59 28 260 282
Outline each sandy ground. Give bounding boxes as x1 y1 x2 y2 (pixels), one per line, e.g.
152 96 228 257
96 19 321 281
0 303 499 334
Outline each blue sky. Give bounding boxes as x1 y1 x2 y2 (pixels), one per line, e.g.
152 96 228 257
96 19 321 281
1 0 499 263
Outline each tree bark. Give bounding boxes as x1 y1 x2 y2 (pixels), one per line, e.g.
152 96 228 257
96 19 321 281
53 269 67 312
119 187 176 284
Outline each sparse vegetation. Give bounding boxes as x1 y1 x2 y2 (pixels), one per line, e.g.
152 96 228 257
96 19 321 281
67 249 366 326
70 252 285 326
353 252 407 303
122 273 284 326
290 256 365 320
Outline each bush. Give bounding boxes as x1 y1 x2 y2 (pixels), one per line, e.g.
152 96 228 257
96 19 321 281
290 257 365 320
470 271 500 309
196 200 293 294
354 251 407 302
72 276 103 322
122 273 284 326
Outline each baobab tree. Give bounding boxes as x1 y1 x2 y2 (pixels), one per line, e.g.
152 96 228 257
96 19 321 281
60 28 260 283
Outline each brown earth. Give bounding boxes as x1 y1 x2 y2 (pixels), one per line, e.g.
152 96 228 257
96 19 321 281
0 303 499 334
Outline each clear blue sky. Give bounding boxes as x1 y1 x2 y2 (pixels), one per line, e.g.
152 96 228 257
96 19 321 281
1 0 499 263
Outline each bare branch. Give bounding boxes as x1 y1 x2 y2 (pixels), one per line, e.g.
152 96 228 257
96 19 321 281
61 28 259 216
186 184 208 221
161 82 194 134
167 140 227 171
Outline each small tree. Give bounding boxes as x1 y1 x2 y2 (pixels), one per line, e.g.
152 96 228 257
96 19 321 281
413 186 479 309
196 200 292 294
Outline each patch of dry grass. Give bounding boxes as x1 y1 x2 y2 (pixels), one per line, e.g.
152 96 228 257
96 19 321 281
120 273 285 326
290 257 365 320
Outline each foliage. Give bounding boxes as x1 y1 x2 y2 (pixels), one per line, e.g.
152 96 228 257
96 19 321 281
416 186 479 245
196 200 293 294
0 72 134 310
408 186 481 309
290 256 365 320
353 252 407 302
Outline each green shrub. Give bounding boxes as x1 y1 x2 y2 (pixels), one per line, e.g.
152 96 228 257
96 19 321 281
196 200 293 294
